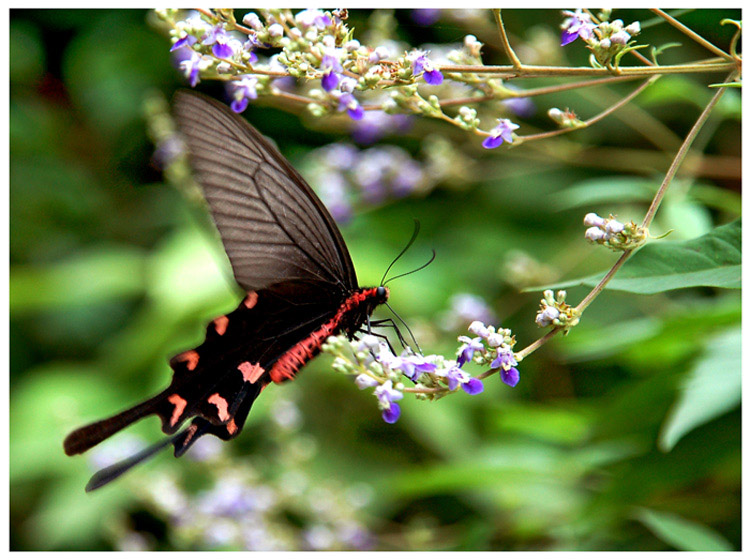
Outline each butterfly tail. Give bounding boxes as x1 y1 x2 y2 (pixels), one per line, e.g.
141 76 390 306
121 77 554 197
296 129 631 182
63 393 166 456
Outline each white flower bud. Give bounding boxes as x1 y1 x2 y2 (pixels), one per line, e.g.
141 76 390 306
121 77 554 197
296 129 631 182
548 107 563 122
345 39 361 51
585 227 606 242
355 374 379 390
468 320 488 337
605 220 625 234
625 22 641 35
600 38 612 49
243 12 263 31
216 61 232 74
583 213 605 227
610 30 630 45
339 77 357 93
268 23 284 37
487 333 504 348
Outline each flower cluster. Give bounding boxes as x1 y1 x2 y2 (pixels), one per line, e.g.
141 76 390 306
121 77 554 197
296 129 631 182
584 212 647 251
457 321 520 387
154 9 528 150
303 142 435 222
561 9 642 67
323 320 520 424
535 290 580 333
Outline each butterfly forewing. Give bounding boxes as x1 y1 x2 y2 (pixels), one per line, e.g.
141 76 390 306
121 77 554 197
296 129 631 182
173 90 357 293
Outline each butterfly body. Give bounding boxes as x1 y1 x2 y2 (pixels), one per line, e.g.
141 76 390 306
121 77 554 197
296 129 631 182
64 91 389 489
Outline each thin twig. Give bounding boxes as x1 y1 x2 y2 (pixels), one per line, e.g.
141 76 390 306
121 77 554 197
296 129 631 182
641 71 736 228
651 9 734 61
493 9 523 71
516 76 657 144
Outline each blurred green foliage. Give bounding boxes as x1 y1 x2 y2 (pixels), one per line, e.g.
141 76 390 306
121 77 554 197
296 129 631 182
10 8 741 551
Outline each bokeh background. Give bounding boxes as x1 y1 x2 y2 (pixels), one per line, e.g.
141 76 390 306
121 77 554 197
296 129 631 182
10 8 741 551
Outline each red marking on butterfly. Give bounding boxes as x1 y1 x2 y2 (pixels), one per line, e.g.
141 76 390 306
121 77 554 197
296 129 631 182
173 350 200 371
167 394 187 427
213 316 229 336
238 361 265 383
207 393 230 422
63 91 390 491
243 291 259 309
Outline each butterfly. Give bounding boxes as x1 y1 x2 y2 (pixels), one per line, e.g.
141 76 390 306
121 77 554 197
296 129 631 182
64 91 390 491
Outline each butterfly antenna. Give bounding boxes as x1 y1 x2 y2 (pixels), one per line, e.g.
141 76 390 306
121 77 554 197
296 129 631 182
380 220 421 286
385 302 423 355
383 249 436 285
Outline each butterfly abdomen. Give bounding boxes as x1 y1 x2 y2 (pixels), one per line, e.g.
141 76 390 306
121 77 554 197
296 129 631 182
269 286 389 383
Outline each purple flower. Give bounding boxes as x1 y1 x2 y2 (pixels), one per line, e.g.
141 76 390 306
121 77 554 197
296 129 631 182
490 347 518 370
482 118 519 149
374 380 403 423
229 75 258 113
382 402 401 424
202 24 235 59
386 352 438 382
320 54 343 92
179 51 203 87
170 34 197 52
440 364 483 394
338 92 364 121
501 367 520 387
561 9 596 46
457 336 484 367
296 9 332 29
462 377 484 395
409 50 443 85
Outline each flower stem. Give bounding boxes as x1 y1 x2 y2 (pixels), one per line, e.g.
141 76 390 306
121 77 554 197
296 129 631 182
651 9 734 61
493 9 523 71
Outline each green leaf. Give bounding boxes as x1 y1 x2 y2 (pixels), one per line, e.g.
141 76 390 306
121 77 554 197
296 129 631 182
9 245 147 313
658 326 741 451
634 507 733 551
542 219 741 294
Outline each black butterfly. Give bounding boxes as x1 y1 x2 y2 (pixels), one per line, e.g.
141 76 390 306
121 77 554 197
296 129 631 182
64 91 389 491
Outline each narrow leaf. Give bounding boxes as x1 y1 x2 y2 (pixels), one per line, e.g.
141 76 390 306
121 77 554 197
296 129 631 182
658 326 741 451
634 507 733 551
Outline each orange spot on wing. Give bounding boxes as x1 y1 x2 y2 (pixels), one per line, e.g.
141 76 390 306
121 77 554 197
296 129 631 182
243 291 259 309
207 393 230 422
237 361 265 383
168 394 188 427
226 418 238 435
214 316 229 336
175 350 199 371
